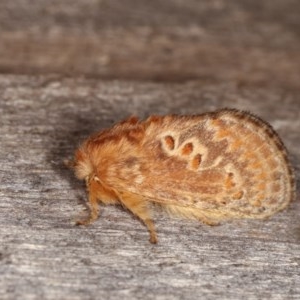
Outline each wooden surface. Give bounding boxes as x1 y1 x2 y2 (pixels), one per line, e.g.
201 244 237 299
0 1 300 300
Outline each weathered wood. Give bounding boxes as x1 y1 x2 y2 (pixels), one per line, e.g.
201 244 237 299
0 0 300 299
0 0 300 89
0 75 299 300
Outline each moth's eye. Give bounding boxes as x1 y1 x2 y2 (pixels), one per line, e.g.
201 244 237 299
164 135 175 150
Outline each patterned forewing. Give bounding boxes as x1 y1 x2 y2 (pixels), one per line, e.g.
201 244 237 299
107 110 294 219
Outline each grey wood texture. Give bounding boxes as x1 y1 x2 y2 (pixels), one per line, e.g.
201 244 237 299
0 0 300 89
1 76 299 300
0 1 300 300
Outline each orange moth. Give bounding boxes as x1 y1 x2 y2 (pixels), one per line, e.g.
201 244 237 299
70 109 295 243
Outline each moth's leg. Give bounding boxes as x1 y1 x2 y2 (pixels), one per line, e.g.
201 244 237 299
119 192 157 244
76 181 100 226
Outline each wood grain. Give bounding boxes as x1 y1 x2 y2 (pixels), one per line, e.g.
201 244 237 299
0 0 300 89
0 75 299 300
0 0 300 299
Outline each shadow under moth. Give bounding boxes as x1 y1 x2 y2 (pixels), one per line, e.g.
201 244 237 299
68 108 295 243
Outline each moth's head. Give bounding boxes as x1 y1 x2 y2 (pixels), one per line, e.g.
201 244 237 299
66 148 93 181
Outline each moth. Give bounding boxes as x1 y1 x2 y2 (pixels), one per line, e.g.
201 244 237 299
69 109 295 243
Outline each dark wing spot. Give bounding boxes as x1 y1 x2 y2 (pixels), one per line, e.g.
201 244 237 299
164 135 175 150
124 156 138 167
232 191 244 200
181 143 193 155
225 172 236 189
191 154 202 169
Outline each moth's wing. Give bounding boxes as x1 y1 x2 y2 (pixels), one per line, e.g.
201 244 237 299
106 153 238 223
105 111 294 220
